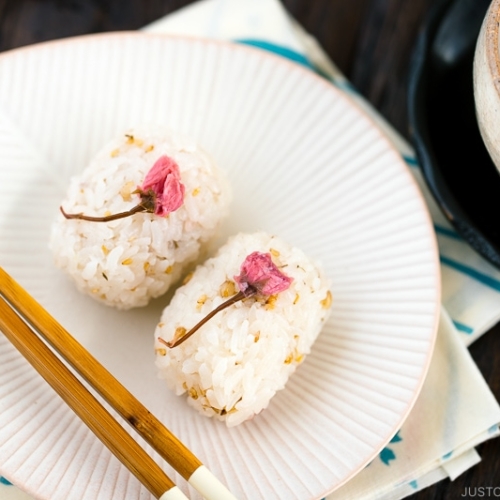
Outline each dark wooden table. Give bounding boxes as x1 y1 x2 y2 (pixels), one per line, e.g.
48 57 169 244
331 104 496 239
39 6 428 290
0 1 498 499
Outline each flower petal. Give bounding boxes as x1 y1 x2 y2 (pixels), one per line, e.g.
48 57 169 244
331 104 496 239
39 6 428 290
141 155 185 216
234 251 292 296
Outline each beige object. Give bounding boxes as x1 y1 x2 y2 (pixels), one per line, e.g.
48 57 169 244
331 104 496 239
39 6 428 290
474 0 500 172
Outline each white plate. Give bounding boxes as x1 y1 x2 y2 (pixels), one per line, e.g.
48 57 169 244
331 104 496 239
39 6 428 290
0 33 440 500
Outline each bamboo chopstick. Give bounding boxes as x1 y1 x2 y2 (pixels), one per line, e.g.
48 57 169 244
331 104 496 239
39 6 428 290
0 295 187 500
0 267 238 500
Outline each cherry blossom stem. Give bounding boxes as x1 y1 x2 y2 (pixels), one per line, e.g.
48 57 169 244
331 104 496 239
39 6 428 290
158 290 252 348
60 203 150 222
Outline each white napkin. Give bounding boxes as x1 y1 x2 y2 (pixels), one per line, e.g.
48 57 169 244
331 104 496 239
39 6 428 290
2 0 500 499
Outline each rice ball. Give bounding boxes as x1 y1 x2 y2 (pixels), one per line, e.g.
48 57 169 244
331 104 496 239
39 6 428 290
50 126 231 309
154 232 332 426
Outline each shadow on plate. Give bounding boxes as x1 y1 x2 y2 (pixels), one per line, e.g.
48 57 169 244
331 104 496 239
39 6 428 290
408 0 500 269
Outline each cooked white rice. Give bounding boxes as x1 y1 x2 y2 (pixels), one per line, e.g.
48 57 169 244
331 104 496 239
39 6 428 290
154 231 332 426
50 126 231 309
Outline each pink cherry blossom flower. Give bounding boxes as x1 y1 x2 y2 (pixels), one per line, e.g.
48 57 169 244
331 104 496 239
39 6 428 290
140 155 185 216
158 251 293 348
234 251 293 296
60 154 185 222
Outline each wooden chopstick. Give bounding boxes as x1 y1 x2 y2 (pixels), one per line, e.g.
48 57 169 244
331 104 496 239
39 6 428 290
0 267 238 500
0 295 187 500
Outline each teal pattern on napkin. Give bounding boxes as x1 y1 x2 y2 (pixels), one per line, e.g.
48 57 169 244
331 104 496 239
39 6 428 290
379 432 403 466
236 39 315 70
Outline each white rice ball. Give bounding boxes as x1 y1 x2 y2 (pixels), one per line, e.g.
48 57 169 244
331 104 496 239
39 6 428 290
50 126 231 309
154 232 332 426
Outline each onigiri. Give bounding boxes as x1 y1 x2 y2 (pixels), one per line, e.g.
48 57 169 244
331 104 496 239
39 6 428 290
154 231 332 427
50 126 231 309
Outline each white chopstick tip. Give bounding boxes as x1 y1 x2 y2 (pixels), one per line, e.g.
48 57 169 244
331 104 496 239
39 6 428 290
189 465 239 500
159 486 189 500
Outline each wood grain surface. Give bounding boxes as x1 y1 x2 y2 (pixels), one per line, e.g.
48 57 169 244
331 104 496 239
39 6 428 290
0 1 498 499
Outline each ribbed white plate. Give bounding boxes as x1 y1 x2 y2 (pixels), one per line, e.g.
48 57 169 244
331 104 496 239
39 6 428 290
0 33 440 500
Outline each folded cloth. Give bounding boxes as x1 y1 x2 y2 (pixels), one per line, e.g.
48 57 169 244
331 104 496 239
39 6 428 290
327 308 500 499
2 0 500 499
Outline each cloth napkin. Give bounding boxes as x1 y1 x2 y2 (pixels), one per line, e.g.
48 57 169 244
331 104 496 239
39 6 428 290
2 0 500 499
